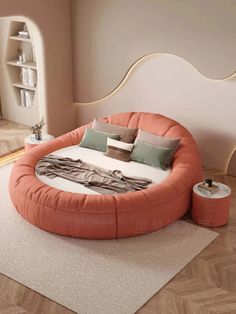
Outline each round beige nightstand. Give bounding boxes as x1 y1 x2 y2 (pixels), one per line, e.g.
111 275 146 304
24 134 54 152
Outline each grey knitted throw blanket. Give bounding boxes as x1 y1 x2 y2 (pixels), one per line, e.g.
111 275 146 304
36 155 152 194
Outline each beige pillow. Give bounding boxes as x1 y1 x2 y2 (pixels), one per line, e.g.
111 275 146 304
135 129 180 167
104 138 134 162
92 119 137 143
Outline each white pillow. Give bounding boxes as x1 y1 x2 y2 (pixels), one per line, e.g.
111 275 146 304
104 138 134 162
107 138 134 151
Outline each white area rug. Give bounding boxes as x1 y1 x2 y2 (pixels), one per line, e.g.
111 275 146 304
0 164 218 314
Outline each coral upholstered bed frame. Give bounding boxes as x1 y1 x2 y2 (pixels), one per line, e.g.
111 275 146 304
9 112 202 239
8 53 208 239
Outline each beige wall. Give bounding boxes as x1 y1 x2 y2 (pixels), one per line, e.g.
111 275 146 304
77 53 236 171
72 0 236 102
0 0 235 171
73 0 236 171
0 0 76 136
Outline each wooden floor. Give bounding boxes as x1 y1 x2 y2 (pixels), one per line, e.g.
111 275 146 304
0 167 235 313
0 119 31 157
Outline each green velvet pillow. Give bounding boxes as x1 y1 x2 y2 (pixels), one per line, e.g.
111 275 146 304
135 129 180 167
130 140 174 169
79 128 120 152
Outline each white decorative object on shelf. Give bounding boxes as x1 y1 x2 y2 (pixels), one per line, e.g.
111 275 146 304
18 31 29 39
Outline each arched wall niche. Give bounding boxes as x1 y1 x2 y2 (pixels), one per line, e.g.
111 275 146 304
0 15 46 127
0 0 76 136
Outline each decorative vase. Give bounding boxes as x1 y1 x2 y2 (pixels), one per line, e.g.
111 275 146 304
35 131 42 141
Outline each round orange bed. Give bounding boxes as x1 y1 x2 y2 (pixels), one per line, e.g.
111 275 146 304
9 112 202 239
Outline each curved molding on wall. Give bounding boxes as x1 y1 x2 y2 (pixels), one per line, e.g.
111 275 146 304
75 53 236 106
25 17 47 124
22 16 47 124
227 148 236 176
75 53 236 171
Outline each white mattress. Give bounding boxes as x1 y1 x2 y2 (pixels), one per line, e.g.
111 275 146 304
36 146 171 195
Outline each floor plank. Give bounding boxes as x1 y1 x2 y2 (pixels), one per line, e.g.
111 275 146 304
0 119 30 157
137 169 236 314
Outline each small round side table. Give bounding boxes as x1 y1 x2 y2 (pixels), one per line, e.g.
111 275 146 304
24 134 54 152
192 182 231 227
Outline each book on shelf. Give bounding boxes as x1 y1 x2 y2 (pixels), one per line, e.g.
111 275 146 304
28 69 37 87
25 90 34 107
20 89 26 107
20 89 34 107
20 68 37 87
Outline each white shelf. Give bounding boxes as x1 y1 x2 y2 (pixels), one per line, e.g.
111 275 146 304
12 82 36 91
9 35 31 42
6 60 37 70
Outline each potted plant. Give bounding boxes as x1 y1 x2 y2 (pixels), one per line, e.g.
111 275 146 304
31 118 45 141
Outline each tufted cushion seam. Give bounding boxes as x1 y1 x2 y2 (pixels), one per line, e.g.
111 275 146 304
11 186 115 214
12 180 195 215
163 123 181 137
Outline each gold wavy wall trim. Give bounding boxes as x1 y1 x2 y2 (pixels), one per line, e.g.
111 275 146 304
75 53 236 106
